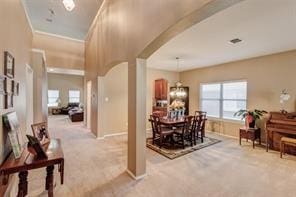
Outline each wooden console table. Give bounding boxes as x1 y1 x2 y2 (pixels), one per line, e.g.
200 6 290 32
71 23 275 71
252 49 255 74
0 139 64 197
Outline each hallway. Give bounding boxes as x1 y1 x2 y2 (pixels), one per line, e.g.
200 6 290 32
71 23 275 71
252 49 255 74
28 115 296 197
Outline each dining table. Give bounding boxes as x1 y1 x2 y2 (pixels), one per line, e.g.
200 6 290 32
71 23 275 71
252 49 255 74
159 116 206 137
159 116 187 126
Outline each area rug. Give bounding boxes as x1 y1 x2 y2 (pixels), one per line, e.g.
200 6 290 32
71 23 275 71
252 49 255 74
146 137 221 159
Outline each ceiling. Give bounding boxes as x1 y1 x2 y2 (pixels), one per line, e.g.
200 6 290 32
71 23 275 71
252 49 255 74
147 0 296 72
23 0 103 40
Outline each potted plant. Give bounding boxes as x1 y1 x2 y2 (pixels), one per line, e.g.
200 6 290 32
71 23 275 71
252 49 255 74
234 109 268 128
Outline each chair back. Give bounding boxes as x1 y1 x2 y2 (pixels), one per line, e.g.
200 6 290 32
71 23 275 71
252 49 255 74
195 111 207 116
150 115 162 134
193 113 207 133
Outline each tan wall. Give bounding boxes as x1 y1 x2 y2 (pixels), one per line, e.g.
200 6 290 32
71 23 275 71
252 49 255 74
100 63 128 135
84 0 242 135
99 65 178 135
0 0 33 195
33 32 84 70
0 0 33 159
48 73 84 107
180 50 296 138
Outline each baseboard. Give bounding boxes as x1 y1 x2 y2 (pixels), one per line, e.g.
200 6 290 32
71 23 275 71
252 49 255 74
126 169 147 180
207 130 238 139
97 131 127 140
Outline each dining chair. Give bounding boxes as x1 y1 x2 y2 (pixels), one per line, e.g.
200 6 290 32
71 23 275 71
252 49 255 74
173 116 193 148
150 115 174 149
194 114 206 143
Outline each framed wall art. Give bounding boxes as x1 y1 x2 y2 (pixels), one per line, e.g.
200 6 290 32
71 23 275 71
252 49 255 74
4 51 15 79
4 78 12 95
12 80 19 96
0 75 5 95
5 94 13 109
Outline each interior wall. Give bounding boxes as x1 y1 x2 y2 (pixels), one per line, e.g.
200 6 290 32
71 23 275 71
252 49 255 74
47 73 84 107
98 66 178 136
180 50 296 138
33 32 85 70
0 0 33 195
84 0 242 135
100 63 128 135
0 0 33 157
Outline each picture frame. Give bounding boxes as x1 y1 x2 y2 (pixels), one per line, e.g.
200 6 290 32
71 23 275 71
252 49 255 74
4 94 13 109
4 51 15 79
2 112 23 159
8 131 22 159
31 122 50 145
4 78 12 94
0 74 5 95
12 80 19 96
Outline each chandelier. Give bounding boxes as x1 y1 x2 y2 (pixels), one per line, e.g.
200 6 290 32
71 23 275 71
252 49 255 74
169 57 187 98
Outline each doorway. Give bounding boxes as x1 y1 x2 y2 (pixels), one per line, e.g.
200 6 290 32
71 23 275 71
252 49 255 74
26 64 34 134
86 81 92 129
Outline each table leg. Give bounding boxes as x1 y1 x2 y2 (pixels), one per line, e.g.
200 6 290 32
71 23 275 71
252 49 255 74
46 165 54 197
59 160 64 184
253 140 255 149
266 131 269 152
239 135 241 145
18 171 28 197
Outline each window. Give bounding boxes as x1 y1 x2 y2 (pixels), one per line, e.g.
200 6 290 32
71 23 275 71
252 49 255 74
48 90 59 107
69 90 80 103
200 81 247 121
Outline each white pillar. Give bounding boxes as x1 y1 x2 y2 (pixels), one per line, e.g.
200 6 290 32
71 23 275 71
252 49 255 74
127 58 147 179
97 76 104 138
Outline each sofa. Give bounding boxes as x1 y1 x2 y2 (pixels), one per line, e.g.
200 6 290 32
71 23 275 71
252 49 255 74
68 107 84 122
61 103 80 115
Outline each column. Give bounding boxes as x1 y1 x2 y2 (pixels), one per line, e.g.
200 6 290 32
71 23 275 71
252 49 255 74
127 58 147 179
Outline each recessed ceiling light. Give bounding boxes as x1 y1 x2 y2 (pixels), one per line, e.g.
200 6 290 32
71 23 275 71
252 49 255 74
63 0 75 12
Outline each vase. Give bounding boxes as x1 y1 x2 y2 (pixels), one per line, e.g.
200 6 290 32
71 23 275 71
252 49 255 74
249 120 256 128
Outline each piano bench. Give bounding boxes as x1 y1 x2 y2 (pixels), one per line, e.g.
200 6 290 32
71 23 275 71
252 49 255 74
280 137 296 158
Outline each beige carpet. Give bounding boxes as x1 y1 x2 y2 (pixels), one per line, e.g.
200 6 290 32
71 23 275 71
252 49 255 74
26 115 296 197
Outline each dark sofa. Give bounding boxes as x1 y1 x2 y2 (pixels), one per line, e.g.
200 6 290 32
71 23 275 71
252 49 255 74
61 103 80 115
69 108 84 122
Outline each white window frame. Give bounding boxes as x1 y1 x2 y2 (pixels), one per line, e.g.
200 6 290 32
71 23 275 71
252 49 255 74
200 80 247 122
48 90 59 107
68 90 80 103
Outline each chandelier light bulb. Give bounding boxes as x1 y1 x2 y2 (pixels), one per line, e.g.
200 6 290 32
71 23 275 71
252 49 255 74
63 0 75 11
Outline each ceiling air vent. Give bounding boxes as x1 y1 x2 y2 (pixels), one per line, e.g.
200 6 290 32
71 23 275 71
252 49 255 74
229 38 242 44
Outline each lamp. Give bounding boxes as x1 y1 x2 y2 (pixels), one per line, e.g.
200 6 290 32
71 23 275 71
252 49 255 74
63 0 75 12
280 89 290 113
169 57 187 98
56 98 62 107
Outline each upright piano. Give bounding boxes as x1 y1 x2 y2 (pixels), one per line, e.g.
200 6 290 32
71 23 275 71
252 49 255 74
266 112 296 154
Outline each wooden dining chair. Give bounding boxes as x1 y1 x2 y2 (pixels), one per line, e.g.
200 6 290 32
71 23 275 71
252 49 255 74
173 116 193 148
150 115 174 149
194 114 206 143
